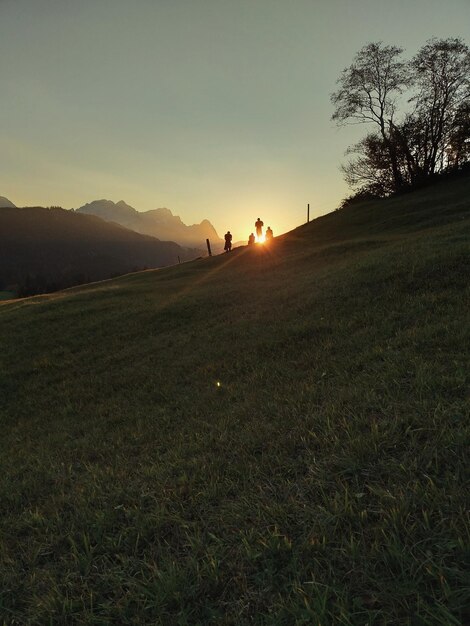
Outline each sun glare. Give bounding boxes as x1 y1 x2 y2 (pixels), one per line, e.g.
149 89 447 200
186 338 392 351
256 233 266 244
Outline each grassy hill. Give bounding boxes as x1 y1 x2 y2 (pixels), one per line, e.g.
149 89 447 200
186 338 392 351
0 176 469 625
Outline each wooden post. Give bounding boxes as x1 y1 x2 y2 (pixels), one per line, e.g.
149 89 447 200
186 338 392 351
177 255 181 264
307 203 310 224
206 238 212 257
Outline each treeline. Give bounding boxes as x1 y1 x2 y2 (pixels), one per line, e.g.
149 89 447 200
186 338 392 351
4 268 147 299
332 38 470 201
0 206 198 297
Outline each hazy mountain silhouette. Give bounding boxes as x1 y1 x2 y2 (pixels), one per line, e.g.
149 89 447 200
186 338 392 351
76 200 223 249
0 206 198 296
0 196 16 208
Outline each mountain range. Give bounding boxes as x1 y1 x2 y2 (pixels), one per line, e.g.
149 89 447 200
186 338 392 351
76 199 224 250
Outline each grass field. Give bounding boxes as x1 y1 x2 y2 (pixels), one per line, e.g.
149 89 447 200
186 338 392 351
1 176 469 625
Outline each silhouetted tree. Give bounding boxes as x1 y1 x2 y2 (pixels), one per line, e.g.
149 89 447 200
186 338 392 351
447 103 470 168
333 38 470 199
409 38 470 177
342 133 397 196
331 42 409 191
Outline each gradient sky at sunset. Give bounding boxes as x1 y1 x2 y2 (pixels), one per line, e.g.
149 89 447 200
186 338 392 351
1 0 469 241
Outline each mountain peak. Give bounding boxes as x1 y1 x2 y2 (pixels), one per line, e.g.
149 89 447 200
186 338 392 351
76 200 222 248
0 196 16 208
77 199 138 224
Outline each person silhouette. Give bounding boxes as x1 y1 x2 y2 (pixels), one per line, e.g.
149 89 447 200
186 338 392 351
224 231 233 252
265 226 273 241
248 233 255 245
255 217 264 240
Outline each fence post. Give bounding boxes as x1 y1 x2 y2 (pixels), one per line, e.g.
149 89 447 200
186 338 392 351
307 203 310 224
206 238 212 257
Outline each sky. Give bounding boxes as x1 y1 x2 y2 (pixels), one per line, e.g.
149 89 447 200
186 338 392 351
1 0 469 241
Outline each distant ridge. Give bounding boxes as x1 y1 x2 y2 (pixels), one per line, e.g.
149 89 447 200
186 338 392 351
0 206 198 297
76 200 223 249
0 196 16 208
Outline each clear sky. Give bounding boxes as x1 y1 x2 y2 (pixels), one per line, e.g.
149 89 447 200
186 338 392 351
1 0 469 241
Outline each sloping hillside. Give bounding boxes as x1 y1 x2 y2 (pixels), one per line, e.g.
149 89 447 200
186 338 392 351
0 176 469 625
0 206 198 296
